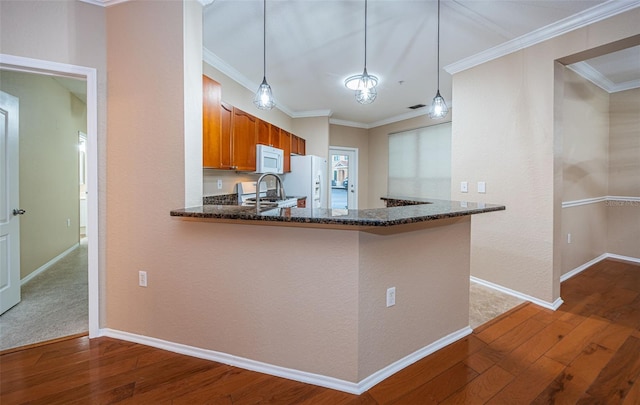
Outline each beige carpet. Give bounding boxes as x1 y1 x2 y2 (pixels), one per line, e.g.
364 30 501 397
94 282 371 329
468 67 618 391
0 239 88 351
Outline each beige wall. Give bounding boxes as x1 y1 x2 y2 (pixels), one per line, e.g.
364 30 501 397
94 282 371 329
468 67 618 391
367 114 451 209
452 9 640 304
561 69 609 274
106 0 363 381
0 71 85 279
562 69 610 201
609 88 640 197
330 124 369 208
0 0 108 313
608 87 640 258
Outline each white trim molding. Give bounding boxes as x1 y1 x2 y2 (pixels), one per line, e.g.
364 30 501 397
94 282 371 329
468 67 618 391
20 243 79 286
562 195 640 208
445 0 640 75
100 326 472 395
470 276 564 311
568 62 640 94
561 253 640 282
1 53 100 339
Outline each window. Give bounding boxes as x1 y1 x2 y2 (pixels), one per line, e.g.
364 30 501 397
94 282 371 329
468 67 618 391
388 122 451 200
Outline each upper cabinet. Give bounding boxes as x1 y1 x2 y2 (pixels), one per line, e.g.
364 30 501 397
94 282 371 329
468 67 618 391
291 134 306 156
257 120 280 149
231 108 258 171
202 75 304 172
280 129 291 172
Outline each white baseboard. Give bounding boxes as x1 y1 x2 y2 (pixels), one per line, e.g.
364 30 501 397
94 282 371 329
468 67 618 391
21 242 80 286
99 325 472 395
561 253 640 282
470 276 563 310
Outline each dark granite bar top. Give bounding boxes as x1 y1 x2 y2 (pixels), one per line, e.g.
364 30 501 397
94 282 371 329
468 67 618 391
170 196 505 230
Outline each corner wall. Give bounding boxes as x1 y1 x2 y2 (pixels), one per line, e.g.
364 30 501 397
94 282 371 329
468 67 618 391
607 87 640 258
561 68 610 274
451 10 640 304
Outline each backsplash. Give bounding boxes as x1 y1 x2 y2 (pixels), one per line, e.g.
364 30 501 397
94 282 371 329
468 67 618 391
203 194 238 205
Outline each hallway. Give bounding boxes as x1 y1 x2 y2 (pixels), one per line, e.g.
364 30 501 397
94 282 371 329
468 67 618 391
0 240 88 351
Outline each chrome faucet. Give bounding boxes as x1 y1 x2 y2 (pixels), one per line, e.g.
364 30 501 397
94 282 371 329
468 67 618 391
255 173 286 211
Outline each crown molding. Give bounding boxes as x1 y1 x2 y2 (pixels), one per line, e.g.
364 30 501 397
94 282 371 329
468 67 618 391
445 0 640 75
329 119 370 129
568 61 640 93
80 0 212 6
291 110 333 119
78 0 130 7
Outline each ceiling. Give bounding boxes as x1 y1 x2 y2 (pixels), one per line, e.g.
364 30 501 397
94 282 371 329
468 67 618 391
203 0 640 128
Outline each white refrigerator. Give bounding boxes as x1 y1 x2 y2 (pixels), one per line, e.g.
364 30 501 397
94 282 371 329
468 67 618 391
284 155 328 209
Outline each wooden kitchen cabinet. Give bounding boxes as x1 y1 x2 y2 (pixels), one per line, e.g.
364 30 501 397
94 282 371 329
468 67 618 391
291 134 306 156
219 102 233 168
257 119 280 149
231 107 258 171
203 75 223 168
280 129 291 172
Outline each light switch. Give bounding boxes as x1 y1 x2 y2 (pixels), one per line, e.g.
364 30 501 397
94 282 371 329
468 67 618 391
460 181 468 193
478 181 486 193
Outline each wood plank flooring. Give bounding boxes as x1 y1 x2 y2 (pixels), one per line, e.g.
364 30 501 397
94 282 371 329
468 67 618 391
1 259 639 404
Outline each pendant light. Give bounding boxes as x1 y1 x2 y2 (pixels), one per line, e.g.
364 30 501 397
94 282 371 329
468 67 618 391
254 0 275 110
429 0 448 119
344 0 378 104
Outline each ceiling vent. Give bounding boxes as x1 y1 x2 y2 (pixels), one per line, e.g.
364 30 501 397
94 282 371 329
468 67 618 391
408 104 426 110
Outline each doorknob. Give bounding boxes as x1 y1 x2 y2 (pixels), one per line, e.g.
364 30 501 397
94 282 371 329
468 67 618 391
12 209 26 216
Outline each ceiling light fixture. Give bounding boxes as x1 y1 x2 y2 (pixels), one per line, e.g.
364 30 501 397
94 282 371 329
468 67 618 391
254 0 275 110
344 0 378 104
429 0 448 119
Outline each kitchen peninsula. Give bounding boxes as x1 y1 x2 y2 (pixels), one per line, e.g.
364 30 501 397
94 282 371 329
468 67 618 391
170 197 505 393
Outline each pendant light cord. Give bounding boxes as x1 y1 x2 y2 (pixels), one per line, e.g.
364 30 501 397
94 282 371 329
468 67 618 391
364 0 368 70
436 0 440 89
263 0 267 79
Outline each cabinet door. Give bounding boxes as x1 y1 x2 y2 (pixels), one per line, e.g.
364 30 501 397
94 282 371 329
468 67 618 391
298 137 306 156
291 134 299 155
257 119 271 146
232 108 257 171
279 129 291 172
220 102 233 169
203 76 222 168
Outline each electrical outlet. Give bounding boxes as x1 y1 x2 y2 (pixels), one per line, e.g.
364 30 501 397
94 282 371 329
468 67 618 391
66 218 71 227
217 179 222 189
139 271 148 287
567 233 572 244
386 287 396 307
477 181 486 193
460 181 468 193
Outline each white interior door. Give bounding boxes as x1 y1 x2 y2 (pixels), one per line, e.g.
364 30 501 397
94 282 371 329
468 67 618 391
0 91 21 315
329 147 358 210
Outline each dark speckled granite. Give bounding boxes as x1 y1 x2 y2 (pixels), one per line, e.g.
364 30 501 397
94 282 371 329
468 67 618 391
171 195 505 229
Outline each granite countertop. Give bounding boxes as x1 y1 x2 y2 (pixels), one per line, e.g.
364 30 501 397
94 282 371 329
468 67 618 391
170 196 505 229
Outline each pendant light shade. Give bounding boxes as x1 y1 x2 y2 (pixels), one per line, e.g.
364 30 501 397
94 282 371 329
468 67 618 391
254 0 275 110
345 0 378 104
429 0 448 119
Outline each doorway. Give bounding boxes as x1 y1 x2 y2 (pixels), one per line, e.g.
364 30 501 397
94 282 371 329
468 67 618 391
329 147 358 209
0 53 99 345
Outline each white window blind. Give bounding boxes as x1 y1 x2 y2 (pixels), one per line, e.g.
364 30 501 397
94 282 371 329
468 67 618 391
388 122 451 200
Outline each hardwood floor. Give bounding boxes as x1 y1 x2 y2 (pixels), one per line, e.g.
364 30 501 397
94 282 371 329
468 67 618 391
1 259 639 404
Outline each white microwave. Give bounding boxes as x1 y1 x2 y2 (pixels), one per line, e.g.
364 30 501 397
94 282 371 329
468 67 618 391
256 144 284 174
